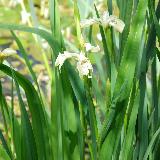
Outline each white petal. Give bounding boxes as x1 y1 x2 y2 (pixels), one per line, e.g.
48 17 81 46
9 0 22 7
84 43 100 52
44 8 49 19
97 33 102 41
77 52 87 61
76 52 93 78
42 41 49 50
55 51 78 70
99 11 110 27
2 48 17 56
0 48 16 62
21 10 31 24
101 11 110 23
108 16 125 33
76 60 93 78
80 18 98 28
55 53 67 70
85 43 92 52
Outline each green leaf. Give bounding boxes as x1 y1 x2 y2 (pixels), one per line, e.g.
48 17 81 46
143 126 160 160
149 0 160 44
0 64 51 160
94 5 111 80
0 130 12 160
113 0 147 102
120 0 133 55
99 0 147 153
0 23 60 56
0 145 11 160
12 69 38 160
74 1 84 49
119 86 140 160
11 31 40 92
49 0 63 47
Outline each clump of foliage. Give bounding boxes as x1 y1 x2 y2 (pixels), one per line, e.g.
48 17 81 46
0 0 160 160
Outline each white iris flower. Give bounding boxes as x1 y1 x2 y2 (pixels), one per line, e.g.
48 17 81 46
55 51 93 78
80 11 125 33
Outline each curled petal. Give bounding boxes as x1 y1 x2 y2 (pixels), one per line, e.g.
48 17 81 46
101 12 125 32
2 48 17 55
0 48 16 63
80 19 98 28
84 43 100 52
55 53 66 70
55 51 78 70
108 16 125 33
100 11 110 26
76 54 93 78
